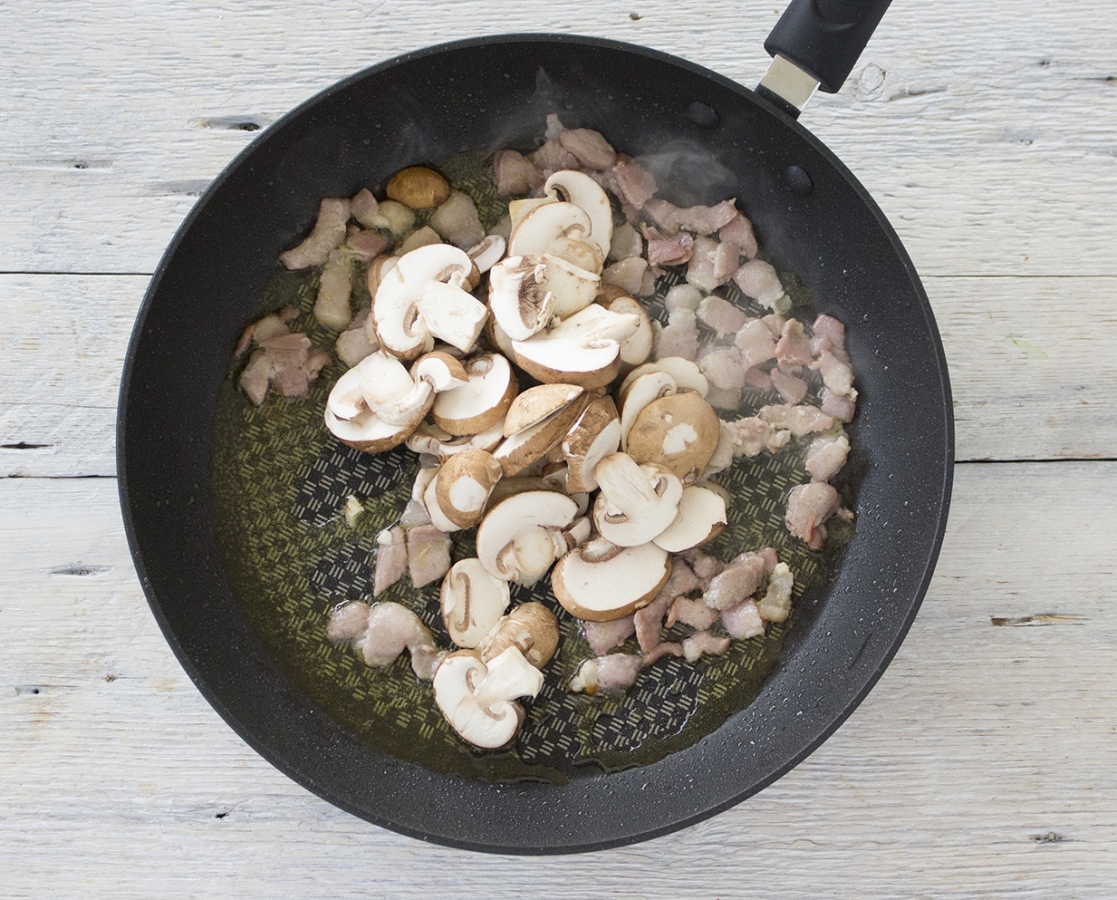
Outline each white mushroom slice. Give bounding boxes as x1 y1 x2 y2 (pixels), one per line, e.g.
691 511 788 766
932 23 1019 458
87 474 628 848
416 280 489 353
481 602 560 669
492 393 589 478
365 254 399 302
476 491 579 583
356 351 434 427
551 538 672 622
487 256 556 341
508 196 553 230
405 417 507 458
410 350 468 393
373 244 480 360
511 303 639 390
326 359 369 421
324 406 415 454
431 353 517 437
503 383 584 437
432 648 542 749
592 453 683 547
508 202 604 274
544 170 614 260
620 357 710 398
466 234 507 274
625 392 722 484
422 472 463 534
434 450 503 529
604 295 654 369
652 485 729 552
562 395 621 494
536 253 601 318
618 371 677 448
440 558 511 649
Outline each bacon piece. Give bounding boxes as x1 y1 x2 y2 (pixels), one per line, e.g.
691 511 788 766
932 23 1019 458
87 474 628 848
645 231 695 267
559 128 617 170
735 318 778 369
372 526 408 597
697 295 748 335
335 308 378 368
733 259 786 312
699 347 747 390
653 308 700 360
349 188 379 228
806 432 851 482
758 562 794 622
721 598 765 639
633 560 699 652
684 236 720 291
785 482 842 550
704 553 766 611
327 601 371 642
280 197 350 270
360 601 437 679
493 149 544 196
314 248 354 331
683 549 724 582
718 213 758 259
759 404 835 437
776 318 814 366
770 367 808 405
611 153 658 209
742 367 772 392
238 349 272 406
642 642 684 666
667 596 720 630
812 314 847 357
529 139 579 175
571 654 643 693
813 350 855 396
820 387 856 423
722 416 790 457
682 631 731 663
345 227 388 262
644 198 738 236
583 616 636 656
713 241 741 283
406 525 453 589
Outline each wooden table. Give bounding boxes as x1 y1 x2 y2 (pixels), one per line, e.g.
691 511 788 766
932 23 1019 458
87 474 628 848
4 1 1116 895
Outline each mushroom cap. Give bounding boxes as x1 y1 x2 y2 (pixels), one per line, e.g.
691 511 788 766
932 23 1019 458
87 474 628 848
508 201 604 274
511 303 639 390
592 453 684 547
652 484 729 552
618 370 677 447
605 295 654 368
434 450 504 529
439 558 511 649
503 383 584 437
620 356 710 398
386 166 451 209
544 170 614 260
481 602 560 669
625 392 722 483
411 350 469 392
561 394 621 494
475 491 579 582
405 416 506 458
431 650 528 749
431 353 517 437
466 234 507 274
551 538 673 622
492 392 589 478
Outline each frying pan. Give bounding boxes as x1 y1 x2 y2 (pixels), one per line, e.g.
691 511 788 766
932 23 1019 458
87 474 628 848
118 0 953 853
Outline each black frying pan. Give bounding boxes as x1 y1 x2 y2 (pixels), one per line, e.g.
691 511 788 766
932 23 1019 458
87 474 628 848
119 1 952 853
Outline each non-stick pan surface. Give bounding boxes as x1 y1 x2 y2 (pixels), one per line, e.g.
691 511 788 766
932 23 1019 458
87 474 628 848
119 34 953 853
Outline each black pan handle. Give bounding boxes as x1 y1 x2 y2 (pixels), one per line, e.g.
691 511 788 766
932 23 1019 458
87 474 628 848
764 0 892 95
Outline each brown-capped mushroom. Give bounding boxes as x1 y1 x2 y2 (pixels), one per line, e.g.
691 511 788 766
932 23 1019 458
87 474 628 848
492 390 590 478
511 303 639 390
592 452 683 547
386 166 451 210
625 391 721 483
619 356 710 398
434 450 503 529
551 538 672 622
406 417 507 459
481 602 560 669
561 395 621 494
439 558 511 648
431 647 544 748
502 383 584 437
618 370 677 447
603 294 654 369
652 485 729 552
431 353 517 437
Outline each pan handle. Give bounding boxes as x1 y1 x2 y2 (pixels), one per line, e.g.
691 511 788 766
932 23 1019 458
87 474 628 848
758 0 892 115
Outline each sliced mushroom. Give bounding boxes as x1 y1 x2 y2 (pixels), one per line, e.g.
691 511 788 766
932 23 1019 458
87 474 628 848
422 471 463 534
466 234 507 274
652 485 728 552
481 602 560 669
475 491 579 585
551 538 673 622
405 417 507 459
357 351 435 427
502 383 584 437
508 196 553 229
325 358 422 453
434 450 503 528
604 295 654 369
439 558 511 648
432 647 543 748
487 255 556 341
592 452 683 547
492 391 589 477
508 202 604 274
562 395 621 494
430 352 517 437
619 356 710 398
625 392 721 483
417 280 490 354
618 370 677 447
511 303 639 390
544 169 613 260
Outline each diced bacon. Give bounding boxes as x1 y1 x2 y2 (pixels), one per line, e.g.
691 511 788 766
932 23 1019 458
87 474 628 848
327 601 371 642
735 318 778 369
703 553 766 610
812 314 847 355
602 256 648 294
654 308 700 360
644 198 738 236
611 153 659 209
591 653 643 692
721 599 765 639
762 313 786 336
360 601 436 679
785 482 842 550
682 549 725 581
682 631 731 663
667 596 720 631
663 559 701 598
406 525 453 589
646 231 695 267
529 139 579 175
742 366 772 392
718 213 758 259
314 248 354 331
776 318 814 366
544 112 566 140
280 197 350 270
820 387 856 422
349 188 379 228
713 241 741 283
345 228 388 262
493 149 544 196
583 616 636 656
770 367 808 405
559 128 617 171
697 347 745 390
685 236 720 291
664 283 703 313
239 349 272 406
335 309 379 367
813 350 854 396
806 431 851 482
733 259 787 312
759 546 779 574
704 384 742 412
257 331 312 367
253 313 291 343
758 404 835 437
373 526 408 597
722 416 790 457
697 295 749 335
642 642 685 666
702 423 737 478
758 562 794 622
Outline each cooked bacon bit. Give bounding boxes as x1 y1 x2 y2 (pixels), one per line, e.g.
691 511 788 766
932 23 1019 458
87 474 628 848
406 524 453 589
684 236 720 291
667 596 720 630
699 347 747 390
683 549 725 582
735 318 778 369
819 387 856 422
665 283 704 313
493 149 544 196
758 563 794 622
758 403 835 437
785 482 842 550
721 598 765 639
373 526 407 597
278 305 300 323
612 153 658 209
646 231 695 267
360 601 437 679
634 595 671 653
279 197 350 270
703 553 766 610
335 308 378 368
644 198 738 236
718 213 758 259
252 313 290 343
697 295 748 335
583 616 636 656
713 241 741 283
771 367 808 405
558 128 617 171
349 188 379 228
813 350 854 396
682 631 731 663
642 642 684 666
722 416 789 457
654 308 700 361
327 601 371 642
812 314 847 357
742 366 772 392
602 256 649 295
345 228 388 262
776 317 814 366
234 322 259 359
733 258 787 312
239 349 272 406
529 139 579 175
257 331 312 368
807 432 851 482
595 653 643 690
314 249 354 331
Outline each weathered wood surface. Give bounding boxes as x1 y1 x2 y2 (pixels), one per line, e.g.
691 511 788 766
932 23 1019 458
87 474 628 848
3 0 1117 896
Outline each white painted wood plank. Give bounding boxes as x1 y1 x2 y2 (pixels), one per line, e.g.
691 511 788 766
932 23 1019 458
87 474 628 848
2 464 1116 897
1 0 1116 277
4 272 1116 477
